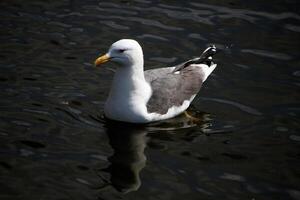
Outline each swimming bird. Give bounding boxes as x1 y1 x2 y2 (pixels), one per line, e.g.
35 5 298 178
94 39 217 123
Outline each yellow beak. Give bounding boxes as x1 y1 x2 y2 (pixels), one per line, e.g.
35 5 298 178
94 53 110 66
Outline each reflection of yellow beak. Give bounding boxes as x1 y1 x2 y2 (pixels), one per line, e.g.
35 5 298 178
94 53 110 66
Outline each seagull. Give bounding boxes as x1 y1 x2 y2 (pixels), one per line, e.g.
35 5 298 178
94 39 217 123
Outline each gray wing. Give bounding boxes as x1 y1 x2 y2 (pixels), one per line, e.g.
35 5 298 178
144 66 205 114
144 45 217 114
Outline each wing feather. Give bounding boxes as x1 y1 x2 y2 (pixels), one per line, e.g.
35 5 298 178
145 66 205 114
144 45 217 114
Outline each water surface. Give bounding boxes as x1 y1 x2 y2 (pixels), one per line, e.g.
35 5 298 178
0 0 299 199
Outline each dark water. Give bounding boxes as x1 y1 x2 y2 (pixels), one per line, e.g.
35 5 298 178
0 0 300 199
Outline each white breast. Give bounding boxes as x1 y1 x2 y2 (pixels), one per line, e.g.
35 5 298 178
104 68 152 123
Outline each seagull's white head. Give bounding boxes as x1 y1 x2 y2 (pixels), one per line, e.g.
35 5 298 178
95 39 144 67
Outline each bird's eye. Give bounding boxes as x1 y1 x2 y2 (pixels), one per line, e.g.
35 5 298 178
118 49 126 53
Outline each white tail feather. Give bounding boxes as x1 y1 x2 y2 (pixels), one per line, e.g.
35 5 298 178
197 64 217 82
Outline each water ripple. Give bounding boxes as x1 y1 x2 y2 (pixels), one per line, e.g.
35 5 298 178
134 0 151 4
97 2 122 8
293 71 300 77
57 12 84 18
97 15 183 31
99 20 130 30
47 21 72 28
241 49 292 60
23 108 51 116
137 34 169 41
200 97 263 116
220 173 246 182
285 24 300 33
53 106 102 129
95 7 138 15
146 6 214 25
96 3 213 26
188 33 207 41
190 2 300 21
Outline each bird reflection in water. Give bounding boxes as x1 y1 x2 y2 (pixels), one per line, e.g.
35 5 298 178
103 121 148 193
100 109 211 193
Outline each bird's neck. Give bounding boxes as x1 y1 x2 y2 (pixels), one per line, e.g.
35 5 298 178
109 63 148 99
104 63 152 123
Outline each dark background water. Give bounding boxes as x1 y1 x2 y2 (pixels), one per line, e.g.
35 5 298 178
0 0 300 199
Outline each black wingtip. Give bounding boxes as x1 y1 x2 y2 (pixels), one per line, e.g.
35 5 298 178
173 45 218 72
200 45 217 66
200 45 217 59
